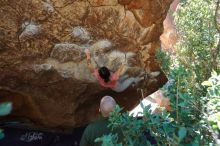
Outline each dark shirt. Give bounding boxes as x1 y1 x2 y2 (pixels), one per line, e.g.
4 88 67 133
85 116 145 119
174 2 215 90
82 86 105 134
79 117 123 146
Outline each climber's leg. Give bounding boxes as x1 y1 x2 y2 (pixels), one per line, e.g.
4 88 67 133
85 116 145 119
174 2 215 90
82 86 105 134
118 74 129 82
112 77 144 92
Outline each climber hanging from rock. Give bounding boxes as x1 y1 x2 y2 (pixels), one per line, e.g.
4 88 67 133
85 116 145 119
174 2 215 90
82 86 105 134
85 49 144 92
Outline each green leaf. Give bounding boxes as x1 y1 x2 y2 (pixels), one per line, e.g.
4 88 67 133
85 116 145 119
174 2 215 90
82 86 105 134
211 70 217 76
192 142 199 146
0 102 12 116
217 121 220 130
178 127 187 140
202 81 212 86
0 131 4 139
178 102 187 107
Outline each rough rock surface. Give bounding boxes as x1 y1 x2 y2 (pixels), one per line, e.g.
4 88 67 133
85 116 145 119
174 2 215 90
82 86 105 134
0 0 172 129
160 0 178 51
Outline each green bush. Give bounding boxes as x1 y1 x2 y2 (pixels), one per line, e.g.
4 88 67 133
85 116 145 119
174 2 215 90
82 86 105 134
156 49 171 74
202 71 220 144
174 0 219 97
96 71 219 145
95 71 219 146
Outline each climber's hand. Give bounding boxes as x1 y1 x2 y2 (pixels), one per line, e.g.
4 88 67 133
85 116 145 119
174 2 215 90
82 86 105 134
85 49 91 60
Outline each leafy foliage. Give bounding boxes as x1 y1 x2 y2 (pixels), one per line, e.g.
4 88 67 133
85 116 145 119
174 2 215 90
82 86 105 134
0 102 12 140
202 71 220 144
156 49 171 74
202 71 220 98
95 105 150 146
0 102 12 116
95 133 122 146
96 71 219 145
96 102 202 146
174 0 219 96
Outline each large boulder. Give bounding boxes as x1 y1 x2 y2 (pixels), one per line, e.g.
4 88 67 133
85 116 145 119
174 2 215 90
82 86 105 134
0 0 172 129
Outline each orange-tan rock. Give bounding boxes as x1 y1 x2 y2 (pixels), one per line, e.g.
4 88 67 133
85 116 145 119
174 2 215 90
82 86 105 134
0 0 172 129
160 0 179 51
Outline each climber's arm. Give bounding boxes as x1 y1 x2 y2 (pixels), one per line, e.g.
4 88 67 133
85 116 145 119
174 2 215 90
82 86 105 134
85 49 95 73
87 61 95 73
115 64 126 77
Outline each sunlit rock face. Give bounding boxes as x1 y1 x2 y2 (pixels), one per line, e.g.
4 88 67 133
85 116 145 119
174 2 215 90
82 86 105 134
160 0 179 52
0 0 172 129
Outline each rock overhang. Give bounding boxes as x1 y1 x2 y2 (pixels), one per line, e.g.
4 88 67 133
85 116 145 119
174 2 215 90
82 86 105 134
0 0 173 129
